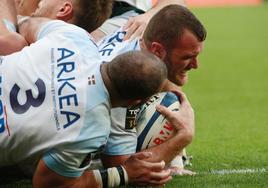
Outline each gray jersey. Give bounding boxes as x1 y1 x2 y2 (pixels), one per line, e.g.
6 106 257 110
98 29 141 155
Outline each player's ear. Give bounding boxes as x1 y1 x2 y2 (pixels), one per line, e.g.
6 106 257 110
149 42 167 60
56 1 73 21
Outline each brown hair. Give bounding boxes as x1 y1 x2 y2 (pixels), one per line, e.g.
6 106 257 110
107 51 167 100
143 4 207 50
73 0 113 32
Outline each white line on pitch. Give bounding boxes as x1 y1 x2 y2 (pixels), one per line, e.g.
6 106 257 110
197 168 268 175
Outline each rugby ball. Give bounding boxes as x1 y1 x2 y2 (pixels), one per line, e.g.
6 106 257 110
136 92 180 151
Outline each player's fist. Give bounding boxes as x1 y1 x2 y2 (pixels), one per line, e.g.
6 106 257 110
123 152 172 186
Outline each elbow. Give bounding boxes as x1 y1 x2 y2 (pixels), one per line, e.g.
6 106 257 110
11 34 28 52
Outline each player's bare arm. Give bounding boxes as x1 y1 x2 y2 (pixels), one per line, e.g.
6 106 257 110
0 0 17 24
101 90 194 168
0 0 27 55
146 90 195 163
123 0 186 40
33 152 172 188
0 20 27 55
18 17 52 44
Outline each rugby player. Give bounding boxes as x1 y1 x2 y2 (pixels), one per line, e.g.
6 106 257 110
92 0 187 41
98 4 207 175
0 16 171 187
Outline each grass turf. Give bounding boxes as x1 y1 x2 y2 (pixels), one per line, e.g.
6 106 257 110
166 3 268 188
1 4 268 188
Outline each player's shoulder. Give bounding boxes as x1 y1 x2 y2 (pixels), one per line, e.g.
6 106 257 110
38 20 92 42
98 28 127 47
98 28 140 61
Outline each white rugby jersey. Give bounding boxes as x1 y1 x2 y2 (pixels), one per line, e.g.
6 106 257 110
0 20 111 177
116 0 155 11
98 29 141 155
98 28 140 62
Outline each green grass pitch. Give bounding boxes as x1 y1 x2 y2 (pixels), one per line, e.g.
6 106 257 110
1 4 268 188
167 3 268 188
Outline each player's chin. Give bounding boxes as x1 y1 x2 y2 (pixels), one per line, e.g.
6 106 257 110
175 76 188 86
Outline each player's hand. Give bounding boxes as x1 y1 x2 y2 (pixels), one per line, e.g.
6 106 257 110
123 14 148 41
156 90 195 141
123 151 172 186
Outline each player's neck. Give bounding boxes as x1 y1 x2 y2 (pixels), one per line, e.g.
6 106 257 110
161 80 182 92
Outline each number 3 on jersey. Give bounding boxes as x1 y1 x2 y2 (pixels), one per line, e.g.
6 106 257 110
10 78 46 114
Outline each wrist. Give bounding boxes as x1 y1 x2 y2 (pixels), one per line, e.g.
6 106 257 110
2 19 16 32
93 165 128 188
176 130 194 145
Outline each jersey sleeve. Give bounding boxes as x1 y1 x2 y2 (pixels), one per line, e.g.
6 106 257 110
43 103 111 177
43 147 90 177
98 28 140 63
104 107 137 155
37 20 94 44
36 20 99 62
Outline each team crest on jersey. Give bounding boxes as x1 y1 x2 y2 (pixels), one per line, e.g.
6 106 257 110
88 75 96 85
125 106 141 129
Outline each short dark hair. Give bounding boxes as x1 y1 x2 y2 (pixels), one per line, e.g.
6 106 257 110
73 0 113 32
143 5 207 50
107 51 167 100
